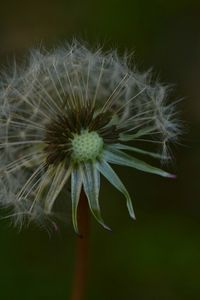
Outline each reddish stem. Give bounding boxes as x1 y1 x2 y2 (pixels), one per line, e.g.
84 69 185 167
70 190 90 300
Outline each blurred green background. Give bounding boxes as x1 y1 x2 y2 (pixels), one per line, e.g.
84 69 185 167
0 0 200 299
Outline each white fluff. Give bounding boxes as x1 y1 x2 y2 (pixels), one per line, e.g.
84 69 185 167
0 41 181 230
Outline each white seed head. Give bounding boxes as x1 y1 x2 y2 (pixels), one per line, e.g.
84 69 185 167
0 40 181 232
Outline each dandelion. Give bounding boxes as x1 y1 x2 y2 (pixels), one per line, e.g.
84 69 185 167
0 41 180 233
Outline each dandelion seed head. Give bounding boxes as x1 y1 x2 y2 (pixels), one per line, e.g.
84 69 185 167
0 41 181 232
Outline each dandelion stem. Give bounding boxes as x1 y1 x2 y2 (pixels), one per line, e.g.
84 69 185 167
70 190 90 300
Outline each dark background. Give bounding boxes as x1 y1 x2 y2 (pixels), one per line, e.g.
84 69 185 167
0 0 200 299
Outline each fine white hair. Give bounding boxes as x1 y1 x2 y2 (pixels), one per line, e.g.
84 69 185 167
0 41 181 229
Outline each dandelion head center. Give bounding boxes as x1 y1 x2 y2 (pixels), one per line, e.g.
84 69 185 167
71 130 103 162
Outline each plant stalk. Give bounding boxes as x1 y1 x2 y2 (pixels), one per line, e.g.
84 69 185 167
70 190 90 300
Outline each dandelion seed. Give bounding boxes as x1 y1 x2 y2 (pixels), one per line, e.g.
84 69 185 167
0 41 181 233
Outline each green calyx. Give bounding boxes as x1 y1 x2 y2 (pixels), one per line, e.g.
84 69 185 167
71 130 103 162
